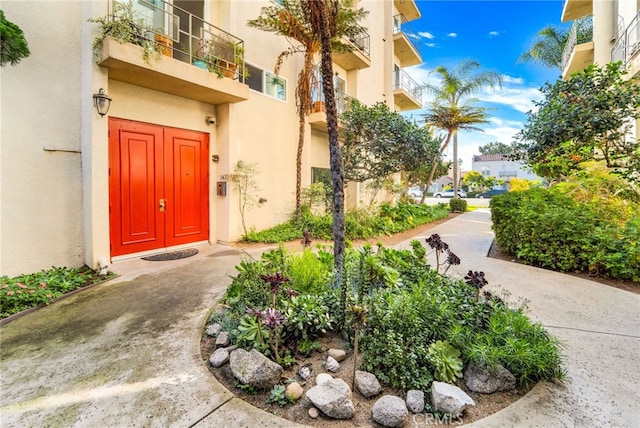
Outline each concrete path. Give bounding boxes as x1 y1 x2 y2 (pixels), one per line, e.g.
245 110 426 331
1 209 638 427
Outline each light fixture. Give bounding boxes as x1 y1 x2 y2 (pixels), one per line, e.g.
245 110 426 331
93 88 112 117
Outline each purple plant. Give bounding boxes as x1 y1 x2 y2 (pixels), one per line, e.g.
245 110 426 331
426 234 460 274
260 272 291 306
301 230 313 248
262 307 287 361
465 270 489 300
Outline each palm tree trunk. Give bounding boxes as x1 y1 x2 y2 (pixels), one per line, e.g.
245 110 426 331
296 109 305 221
419 131 452 203
452 131 459 198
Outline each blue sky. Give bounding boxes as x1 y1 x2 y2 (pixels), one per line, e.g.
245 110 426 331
402 0 571 169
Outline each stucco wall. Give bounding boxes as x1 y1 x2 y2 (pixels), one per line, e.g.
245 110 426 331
1 1 84 276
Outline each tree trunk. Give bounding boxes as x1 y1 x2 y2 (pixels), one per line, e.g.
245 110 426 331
419 131 453 204
295 110 305 220
452 131 459 199
312 0 345 272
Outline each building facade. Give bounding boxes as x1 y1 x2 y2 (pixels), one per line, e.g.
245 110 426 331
561 0 639 138
0 0 424 276
471 154 540 183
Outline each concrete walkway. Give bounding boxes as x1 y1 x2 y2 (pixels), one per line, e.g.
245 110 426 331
1 209 638 427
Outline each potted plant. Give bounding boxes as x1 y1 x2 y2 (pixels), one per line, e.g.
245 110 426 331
193 37 245 79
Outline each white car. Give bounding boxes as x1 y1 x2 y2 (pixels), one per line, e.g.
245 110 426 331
434 189 467 198
408 187 423 198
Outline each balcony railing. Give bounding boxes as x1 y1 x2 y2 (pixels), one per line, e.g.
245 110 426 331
562 15 593 70
393 13 419 53
310 83 356 114
347 23 370 58
393 68 423 105
109 0 245 82
498 171 518 177
612 12 640 67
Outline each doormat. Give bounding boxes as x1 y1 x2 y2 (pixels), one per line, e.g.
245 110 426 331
142 248 199 261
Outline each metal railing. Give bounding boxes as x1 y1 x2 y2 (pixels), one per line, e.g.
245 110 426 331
612 12 640 66
310 83 356 115
346 23 370 58
393 68 423 105
392 14 420 53
562 15 593 71
498 171 518 177
108 0 245 82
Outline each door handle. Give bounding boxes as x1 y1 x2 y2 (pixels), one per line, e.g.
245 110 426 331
159 198 166 211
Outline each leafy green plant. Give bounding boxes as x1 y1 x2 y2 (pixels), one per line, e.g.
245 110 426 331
428 340 463 383
285 294 333 341
0 10 30 66
266 384 290 406
297 338 322 356
1 266 115 319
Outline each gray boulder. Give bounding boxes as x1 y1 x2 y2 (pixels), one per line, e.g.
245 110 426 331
406 389 425 413
372 395 408 427
464 363 516 393
431 381 475 417
229 349 283 389
325 356 340 373
215 331 230 347
305 378 355 419
206 323 222 337
354 370 382 398
209 348 229 368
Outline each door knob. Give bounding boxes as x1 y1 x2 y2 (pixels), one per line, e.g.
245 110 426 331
159 198 166 211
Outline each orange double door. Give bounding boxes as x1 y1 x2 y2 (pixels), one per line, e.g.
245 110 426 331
109 118 209 257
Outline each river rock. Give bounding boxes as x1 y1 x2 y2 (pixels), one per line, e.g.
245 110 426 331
328 348 347 362
464 363 516 393
286 382 304 402
206 323 222 337
209 348 229 368
406 389 425 413
326 356 340 372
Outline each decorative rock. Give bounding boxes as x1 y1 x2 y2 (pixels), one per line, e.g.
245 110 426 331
215 331 230 347
354 370 382 398
286 382 304 402
229 349 283 389
206 323 222 337
372 395 408 427
316 373 333 385
209 348 229 368
305 378 355 419
325 356 340 373
297 365 312 381
224 345 238 353
464 363 516 393
406 389 425 413
328 348 347 362
431 381 475 417
308 407 319 419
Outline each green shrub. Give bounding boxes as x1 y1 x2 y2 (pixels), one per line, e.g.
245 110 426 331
286 249 331 294
1 266 114 319
491 187 639 280
449 198 467 213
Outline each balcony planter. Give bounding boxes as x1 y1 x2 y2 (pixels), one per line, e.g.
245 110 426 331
154 34 173 58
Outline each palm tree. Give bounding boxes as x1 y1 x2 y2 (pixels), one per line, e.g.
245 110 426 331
421 61 502 200
518 26 567 69
248 0 366 221
302 0 346 273
519 17 592 70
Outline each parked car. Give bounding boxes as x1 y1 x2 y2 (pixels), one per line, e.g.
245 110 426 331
476 189 508 198
434 189 467 198
408 187 423 198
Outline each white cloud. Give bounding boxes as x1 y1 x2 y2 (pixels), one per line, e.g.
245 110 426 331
407 32 420 40
488 30 500 37
447 32 458 38
425 43 437 48
418 31 435 39
501 75 524 85
478 86 542 113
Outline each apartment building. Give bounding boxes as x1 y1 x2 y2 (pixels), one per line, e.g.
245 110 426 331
471 154 540 182
0 0 424 276
561 0 639 138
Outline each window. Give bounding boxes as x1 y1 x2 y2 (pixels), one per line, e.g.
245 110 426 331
312 167 331 187
246 64 287 101
481 166 490 176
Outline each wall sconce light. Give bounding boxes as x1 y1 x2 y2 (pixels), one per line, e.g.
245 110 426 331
93 88 112 117
211 155 220 163
259 197 267 204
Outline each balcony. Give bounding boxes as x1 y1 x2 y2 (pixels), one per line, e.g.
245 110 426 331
308 85 355 132
97 0 248 105
561 16 594 79
498 171 518 177
394 0 421 22
612 12 640 79
333 24 371 70
561 0 592 22
393 14 422 67
393 68 423 111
